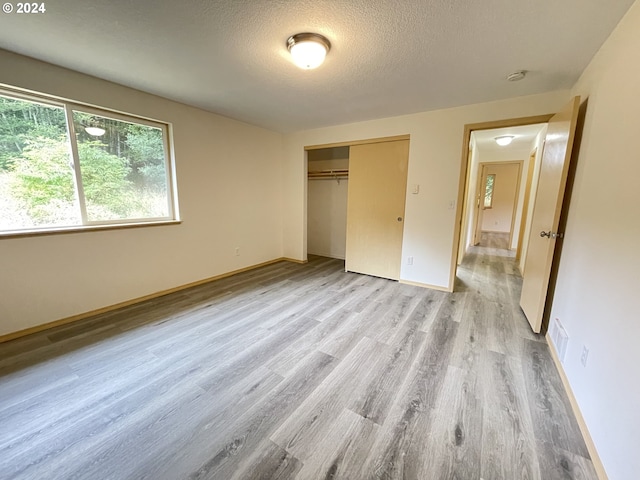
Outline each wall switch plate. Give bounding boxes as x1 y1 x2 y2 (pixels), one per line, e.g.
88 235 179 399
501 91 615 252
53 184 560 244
235 247 240 256
407 256 414 265
448 200 455 210
412 184 420 194
581 346 589 367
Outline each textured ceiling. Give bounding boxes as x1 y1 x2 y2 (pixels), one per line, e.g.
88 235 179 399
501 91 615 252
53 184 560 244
0 0 634 132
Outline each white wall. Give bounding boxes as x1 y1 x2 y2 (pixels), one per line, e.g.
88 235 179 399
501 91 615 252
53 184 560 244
547 2 640 479
307 150 349 259
283 91 570 290
307 178 348 259
0 50 284 337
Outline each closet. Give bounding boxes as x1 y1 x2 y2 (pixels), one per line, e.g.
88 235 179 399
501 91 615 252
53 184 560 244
307 146 350 259
306 137 409 280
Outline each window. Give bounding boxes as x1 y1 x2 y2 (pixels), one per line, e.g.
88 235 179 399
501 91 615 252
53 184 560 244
483 173 495 208
0 88 177 235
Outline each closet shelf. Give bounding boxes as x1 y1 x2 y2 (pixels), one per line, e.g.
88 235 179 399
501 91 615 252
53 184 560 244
307 168 349 180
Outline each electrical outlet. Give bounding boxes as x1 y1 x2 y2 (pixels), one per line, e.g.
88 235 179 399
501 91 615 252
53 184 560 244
581 346 589 367
407 256 414 265
235 247 240 256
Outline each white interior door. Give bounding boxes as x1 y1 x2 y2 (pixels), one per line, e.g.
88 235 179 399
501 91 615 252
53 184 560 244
520 97 581 332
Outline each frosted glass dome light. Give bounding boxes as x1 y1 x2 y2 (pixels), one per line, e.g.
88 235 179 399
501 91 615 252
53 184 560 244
495 135 515 146
287 33 331 70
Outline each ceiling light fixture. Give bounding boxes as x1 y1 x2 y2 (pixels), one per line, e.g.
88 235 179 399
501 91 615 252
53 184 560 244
287 33 331 70
495 135 515 146
84 126 106 136
506 70 527 82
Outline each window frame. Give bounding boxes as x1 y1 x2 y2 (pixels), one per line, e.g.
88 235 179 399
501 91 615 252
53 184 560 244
0 85 180 237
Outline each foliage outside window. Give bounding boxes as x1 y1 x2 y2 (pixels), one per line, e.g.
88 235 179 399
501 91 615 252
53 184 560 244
0 89 176 234
483 174 495 208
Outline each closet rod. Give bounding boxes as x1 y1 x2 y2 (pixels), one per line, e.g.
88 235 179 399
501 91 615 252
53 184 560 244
307 168 349 178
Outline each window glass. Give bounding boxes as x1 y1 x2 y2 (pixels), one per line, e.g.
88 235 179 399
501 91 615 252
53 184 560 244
0 95 81 230
72 111 170 222
0 89 175 234
484 173 495 208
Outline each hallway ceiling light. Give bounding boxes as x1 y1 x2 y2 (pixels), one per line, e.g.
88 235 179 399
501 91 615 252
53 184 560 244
287 33 331 69
495 135 515 146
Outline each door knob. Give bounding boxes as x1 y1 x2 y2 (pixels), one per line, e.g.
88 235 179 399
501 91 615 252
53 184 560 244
397 217 403 222
540 231 564 239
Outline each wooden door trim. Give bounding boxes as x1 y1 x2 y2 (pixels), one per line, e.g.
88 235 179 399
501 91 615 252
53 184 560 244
457 146 473 265
473 164 489 245
450 114 554 292
305 134 410 151
516 148 538 264
508 161 523 249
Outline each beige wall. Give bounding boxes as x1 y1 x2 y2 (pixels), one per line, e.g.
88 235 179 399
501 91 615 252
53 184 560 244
283 91 570 290
0 50 284 337
479 163 520 234
547 2 640 478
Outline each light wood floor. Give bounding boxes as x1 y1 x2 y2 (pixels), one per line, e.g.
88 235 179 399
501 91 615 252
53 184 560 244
478 231 511 250
0 248 596 479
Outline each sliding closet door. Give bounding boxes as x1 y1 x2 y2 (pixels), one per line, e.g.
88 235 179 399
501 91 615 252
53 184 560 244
346 139 409 280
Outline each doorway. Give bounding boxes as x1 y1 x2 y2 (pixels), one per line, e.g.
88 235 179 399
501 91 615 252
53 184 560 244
474 161 523 249
456 121 548 268
452 98 582 335
307 146 350 260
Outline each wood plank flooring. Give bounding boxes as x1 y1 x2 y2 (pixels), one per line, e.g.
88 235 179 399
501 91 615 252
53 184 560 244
0 246 596 479
478 231 511 249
